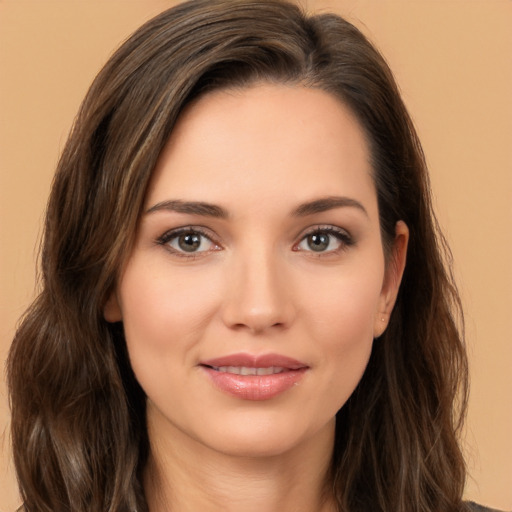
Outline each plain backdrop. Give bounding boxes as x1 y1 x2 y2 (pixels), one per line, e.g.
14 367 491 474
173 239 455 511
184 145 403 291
1 1 511 510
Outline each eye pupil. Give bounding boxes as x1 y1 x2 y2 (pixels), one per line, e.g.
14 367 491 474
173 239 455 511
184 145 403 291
307 233 329 252
178 233 201 252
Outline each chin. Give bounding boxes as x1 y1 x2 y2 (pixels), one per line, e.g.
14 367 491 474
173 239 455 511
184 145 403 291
211 432 297 459
195 412 336 460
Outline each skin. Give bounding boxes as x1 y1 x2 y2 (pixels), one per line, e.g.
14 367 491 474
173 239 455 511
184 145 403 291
105 84 408 512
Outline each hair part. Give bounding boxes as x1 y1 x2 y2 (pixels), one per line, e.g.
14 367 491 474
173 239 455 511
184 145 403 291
8 1 468 511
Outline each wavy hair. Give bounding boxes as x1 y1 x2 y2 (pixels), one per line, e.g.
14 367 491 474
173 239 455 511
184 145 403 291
8 1 468 511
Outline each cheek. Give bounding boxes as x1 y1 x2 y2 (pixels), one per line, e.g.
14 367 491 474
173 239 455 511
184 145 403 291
314 284 377 374
118 259 223 371
297 262 383 403
301 264 384 343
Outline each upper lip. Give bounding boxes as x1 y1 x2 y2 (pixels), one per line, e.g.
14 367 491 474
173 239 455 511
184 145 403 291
200 353 308 370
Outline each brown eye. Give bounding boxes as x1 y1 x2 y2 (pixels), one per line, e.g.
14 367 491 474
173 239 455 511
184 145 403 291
178 233 202 252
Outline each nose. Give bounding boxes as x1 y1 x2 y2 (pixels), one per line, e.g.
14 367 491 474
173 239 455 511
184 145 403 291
221 247 295 335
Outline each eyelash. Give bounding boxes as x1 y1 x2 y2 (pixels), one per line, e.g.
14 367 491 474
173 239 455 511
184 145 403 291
156 226 221 260
155 225 354 259
293 225 354 255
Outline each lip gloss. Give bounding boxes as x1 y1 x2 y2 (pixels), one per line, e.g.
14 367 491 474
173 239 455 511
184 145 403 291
200 353 309 401
202 367 307 400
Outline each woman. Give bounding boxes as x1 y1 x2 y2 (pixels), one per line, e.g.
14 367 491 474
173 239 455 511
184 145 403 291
6 1 501 511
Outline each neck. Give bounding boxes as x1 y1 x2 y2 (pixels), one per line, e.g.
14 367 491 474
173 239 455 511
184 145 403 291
144 409 337 512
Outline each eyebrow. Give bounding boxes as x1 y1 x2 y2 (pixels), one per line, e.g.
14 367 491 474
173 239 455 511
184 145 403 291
292 196 368 217
145 195 367 218
146 200 228 218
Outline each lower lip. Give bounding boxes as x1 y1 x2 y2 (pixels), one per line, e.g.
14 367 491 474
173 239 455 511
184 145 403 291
202 367 308 401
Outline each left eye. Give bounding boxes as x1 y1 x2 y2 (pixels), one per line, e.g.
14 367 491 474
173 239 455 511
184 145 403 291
296 229 351 253
159 229 218 255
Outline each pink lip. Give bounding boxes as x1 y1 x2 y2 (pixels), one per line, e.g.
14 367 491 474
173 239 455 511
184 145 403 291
200 353 309 401
201 353 307 369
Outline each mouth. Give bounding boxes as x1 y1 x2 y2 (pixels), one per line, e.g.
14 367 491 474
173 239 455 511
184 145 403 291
206 366 291 376
200 353 309 401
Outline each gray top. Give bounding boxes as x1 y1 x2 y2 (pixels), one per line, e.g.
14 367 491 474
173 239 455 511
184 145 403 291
467 502 508 512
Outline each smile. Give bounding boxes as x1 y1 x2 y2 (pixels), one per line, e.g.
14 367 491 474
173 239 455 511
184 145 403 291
209 366 288 375
200 353 309 401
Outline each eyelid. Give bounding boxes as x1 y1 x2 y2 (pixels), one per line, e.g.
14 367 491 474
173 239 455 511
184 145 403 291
156 225 222 258
155 224 354 258
293 224 354 253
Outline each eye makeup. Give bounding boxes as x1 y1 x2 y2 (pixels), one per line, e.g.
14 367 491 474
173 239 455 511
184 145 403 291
293 225 354 255
155 226 222 259
154 222 355 261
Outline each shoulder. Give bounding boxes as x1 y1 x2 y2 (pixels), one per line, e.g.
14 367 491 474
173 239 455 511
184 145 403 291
466 502 509 512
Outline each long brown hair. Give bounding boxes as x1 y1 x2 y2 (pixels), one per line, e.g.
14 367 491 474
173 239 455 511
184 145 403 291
8 1 468 511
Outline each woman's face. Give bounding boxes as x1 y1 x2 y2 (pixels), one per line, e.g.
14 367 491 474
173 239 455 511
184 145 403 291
105 84 407 458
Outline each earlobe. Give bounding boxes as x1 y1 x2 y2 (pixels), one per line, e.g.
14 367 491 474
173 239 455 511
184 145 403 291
374 220 409 338
103 292 123 323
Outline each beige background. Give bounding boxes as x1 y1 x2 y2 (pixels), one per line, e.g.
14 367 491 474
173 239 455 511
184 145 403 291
1 1 511 510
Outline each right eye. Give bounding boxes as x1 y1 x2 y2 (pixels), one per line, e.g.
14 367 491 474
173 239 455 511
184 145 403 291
157 227 221 258
293 225 354 255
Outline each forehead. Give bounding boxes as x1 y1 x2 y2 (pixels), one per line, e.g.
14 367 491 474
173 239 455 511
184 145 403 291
146 84 376 218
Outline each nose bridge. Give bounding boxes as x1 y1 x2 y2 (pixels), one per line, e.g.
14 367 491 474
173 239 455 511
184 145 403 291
222 239 292 333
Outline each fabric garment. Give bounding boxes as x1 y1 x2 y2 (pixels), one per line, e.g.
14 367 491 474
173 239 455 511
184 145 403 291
467 501 508 512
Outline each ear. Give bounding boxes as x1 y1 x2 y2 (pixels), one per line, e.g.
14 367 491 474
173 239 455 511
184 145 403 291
374 220 409 338
103 291 123 323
